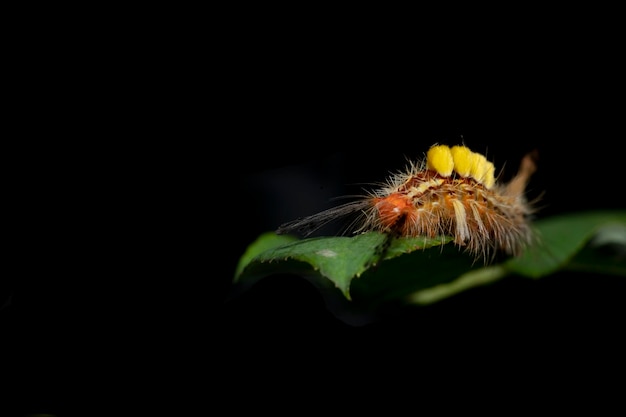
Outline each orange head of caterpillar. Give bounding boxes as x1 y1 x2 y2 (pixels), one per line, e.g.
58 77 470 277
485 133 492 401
372 192 418 234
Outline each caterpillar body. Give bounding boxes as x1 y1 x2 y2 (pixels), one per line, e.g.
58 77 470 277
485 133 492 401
276 143 539 263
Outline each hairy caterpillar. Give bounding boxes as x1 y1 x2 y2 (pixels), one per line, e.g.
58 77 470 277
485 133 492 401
276 144 539 263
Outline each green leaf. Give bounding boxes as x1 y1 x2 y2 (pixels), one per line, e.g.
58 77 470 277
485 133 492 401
234 232 298 280
234 210 626 311
504 210 626 278
234 231 451 300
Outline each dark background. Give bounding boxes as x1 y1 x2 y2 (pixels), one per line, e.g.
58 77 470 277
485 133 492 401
5 26 626 415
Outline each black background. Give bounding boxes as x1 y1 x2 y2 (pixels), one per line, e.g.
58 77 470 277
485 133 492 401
5 24 626 415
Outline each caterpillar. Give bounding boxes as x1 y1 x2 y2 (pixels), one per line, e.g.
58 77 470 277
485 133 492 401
276 143 539 263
